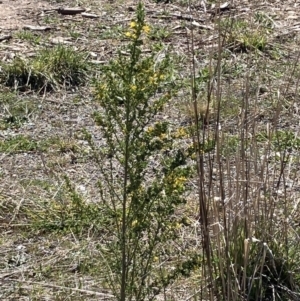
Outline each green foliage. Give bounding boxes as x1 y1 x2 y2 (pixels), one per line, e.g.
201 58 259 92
0 135 79 153
15 30 42 45
0 45 89 91
148 25 172 41
90 2 196 300
221 135 240 155
0 135 39 152
256 130 300 151
273 130 300 151
0 92 37 129
220 130 300 157
221 17 270 52
26 176 102 235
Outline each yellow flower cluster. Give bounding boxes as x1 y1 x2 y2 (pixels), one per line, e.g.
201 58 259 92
149 73 164 85
173 127 188 138
165 173 187 192
146 126 154 134
142 25 151 34
173 176 187 190
130 84 137 91
146 122 167 139
125 21 151 39
159 133 167 140
125 31 137 39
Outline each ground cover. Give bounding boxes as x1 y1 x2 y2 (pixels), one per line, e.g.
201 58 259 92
1 0 300 300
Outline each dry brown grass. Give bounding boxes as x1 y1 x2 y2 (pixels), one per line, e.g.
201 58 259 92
1 0 300 300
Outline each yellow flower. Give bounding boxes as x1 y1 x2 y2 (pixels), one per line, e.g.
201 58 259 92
125 30 137 39
149 76 155 85
146 126 154 133
142 25 151 34
173 176 187 189
160 133 167 140
174 222 181 229
130 21 137 28
130 85 137 91
174 127 187 138
149 73 158 85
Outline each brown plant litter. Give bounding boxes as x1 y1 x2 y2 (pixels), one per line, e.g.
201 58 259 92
1 0 300 300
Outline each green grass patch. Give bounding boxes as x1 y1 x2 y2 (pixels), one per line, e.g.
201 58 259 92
256 130 300 151
0 135 81 154
46 136 81 154
0 135 40 153
221 130 300 156
0 92 38 129
0 45 89 92
149 25 172 41
14 30 42 45
221 17 271 52
24 177 104 235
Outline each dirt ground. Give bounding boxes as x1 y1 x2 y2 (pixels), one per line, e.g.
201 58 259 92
0 0 55 30
1 0 300 300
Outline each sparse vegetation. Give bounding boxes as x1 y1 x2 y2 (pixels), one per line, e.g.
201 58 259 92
1 0 300 301
14 30 42 45
0 92 37 129
90 5 199 299
0 45 89 92
221 16 271 52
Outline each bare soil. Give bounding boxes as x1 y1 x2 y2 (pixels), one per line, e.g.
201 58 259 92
0 0 54 30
